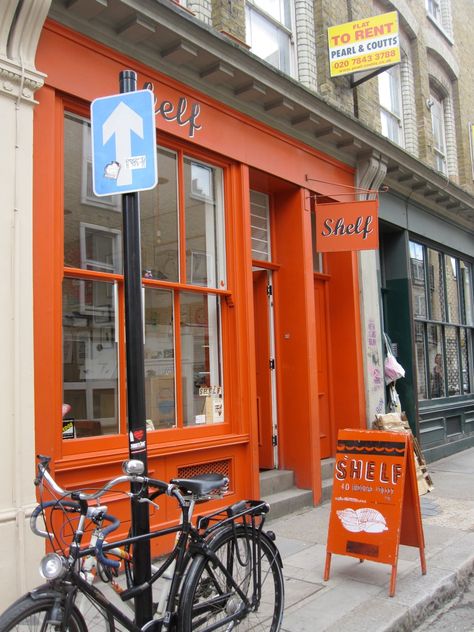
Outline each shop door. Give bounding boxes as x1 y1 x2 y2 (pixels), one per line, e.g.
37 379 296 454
253 269 278 469
314 277 332 458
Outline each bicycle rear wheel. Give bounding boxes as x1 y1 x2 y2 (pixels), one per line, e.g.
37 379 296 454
179 525 284 631
0 592 87 631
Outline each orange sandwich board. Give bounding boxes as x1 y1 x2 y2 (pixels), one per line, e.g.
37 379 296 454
324 429 426 596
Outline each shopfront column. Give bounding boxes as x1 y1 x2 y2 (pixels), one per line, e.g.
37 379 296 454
356 152 388 426
0 0 50 610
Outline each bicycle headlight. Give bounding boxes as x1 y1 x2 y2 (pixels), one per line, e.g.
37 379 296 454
39 553 68 580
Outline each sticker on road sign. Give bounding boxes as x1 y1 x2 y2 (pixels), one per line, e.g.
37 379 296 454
91 89 158 196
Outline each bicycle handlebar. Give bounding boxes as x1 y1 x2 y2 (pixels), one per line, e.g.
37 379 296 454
94 515 122 568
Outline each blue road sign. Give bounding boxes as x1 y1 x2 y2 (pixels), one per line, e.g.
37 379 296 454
91 89 158 196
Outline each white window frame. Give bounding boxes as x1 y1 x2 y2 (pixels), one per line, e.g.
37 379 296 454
378 65 404 147
426 0 453 38
245 0 295 76
430 91 448 175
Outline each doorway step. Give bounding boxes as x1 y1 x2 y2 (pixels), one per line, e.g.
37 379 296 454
321 457 335 503
260 469 313 520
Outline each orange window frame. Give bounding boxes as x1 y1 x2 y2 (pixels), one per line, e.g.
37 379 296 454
37 92 238 460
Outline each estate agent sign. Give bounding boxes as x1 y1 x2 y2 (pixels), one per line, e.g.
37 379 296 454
324 429 426 596
328 11 400 78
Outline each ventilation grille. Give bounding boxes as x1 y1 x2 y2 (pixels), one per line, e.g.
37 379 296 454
177 459 231 484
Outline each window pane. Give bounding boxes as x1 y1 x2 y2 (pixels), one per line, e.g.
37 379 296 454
445 326 461 396
141 148 179 282
62 277 118 437
144 288 176 429
460 261 473 325
410 242 427 317
246 6 292 73
428 324 445 398
427 248 446 321
184 158 226 288
64 114 122 272
460 329 471 394
251 0 291 27
250 190 271 261
414 322 428 400
445 255 460 323
181 292 223 426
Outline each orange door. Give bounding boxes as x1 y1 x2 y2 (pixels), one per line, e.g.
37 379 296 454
253 270 274 469
314 277 332 458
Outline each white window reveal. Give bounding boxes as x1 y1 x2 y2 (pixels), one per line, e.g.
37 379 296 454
246 0 294 75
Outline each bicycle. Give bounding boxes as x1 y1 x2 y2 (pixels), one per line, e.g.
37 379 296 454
0 455 284 631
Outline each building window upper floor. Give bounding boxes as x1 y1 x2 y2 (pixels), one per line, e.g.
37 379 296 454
245 0 295 75
379 65 404 146
426 0 453 38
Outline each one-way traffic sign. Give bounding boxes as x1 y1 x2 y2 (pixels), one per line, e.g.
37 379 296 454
91 89 158 196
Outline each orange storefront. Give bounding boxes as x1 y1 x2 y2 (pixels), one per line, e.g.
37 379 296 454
33 21 366 547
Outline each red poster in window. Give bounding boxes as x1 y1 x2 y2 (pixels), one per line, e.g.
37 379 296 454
315 200 379 252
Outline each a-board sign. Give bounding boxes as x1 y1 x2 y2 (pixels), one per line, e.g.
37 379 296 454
324 429 426 596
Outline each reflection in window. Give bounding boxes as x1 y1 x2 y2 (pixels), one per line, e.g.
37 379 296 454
141 148 179 282
430 92 448 175
246 0 293 75
445 326 460 396
64 114 122 271
62 277 118 437
428 324 444 398
461 261 473 325
415 322 428 400
181 292 223 426
427 249 445 321
410 240 473 401
379 66 404 146
144 289 176 429
184 158 226 288
410 242 427 317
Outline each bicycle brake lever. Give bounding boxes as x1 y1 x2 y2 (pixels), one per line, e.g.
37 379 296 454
138 498 160 511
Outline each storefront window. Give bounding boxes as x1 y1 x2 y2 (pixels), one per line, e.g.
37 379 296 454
62 277 119 437
141 149 179 282
427 248 445 321
410 240 473 401
184 158 226 288
415 322 428 400
144 289 176 429
63 110 227 441
250 191 271 262
181 292 223 426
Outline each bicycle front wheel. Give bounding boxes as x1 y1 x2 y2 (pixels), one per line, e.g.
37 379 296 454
179 525 284 631
0 591 88 631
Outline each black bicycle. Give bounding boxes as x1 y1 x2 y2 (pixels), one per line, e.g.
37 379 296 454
0 455 284 631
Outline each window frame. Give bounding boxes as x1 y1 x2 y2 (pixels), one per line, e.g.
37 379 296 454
410 239 474 403
378 64 404 147
61 101 234 453
245 0 296 76
430 91 448 175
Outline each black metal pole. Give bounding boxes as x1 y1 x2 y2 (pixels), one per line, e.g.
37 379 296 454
119 69 153 626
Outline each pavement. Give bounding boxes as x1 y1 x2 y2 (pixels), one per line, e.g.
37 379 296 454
267 445 474 632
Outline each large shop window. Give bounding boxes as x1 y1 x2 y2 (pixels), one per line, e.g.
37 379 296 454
410 241 473 401
63 113 226 439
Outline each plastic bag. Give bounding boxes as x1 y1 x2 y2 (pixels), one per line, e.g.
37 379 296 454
384 350 405 384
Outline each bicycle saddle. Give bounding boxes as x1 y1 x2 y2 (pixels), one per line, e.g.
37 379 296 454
171 473 228 497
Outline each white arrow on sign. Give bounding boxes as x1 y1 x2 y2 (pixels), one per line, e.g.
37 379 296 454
102 100 144 187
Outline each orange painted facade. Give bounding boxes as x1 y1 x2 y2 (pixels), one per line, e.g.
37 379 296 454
33 20 366 547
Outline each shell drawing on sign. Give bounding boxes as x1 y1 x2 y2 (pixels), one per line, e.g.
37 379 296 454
336 508 388 533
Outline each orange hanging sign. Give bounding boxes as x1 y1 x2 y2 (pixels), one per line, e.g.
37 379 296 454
324 429 426 596
315 199 378 252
